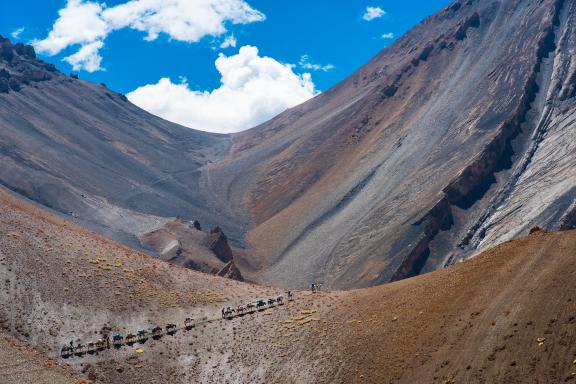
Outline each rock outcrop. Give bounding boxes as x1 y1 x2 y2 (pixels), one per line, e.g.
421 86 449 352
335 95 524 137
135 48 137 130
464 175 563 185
206 226 233 263
217 260 244 281
140 219 243 281
0 35 55 93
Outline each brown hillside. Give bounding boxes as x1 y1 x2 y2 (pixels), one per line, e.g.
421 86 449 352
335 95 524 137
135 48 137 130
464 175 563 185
316 228 576 383
0 330 82 384
1 185 575 383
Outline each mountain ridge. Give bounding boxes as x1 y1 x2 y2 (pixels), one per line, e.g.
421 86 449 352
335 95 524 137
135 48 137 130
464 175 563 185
1 0 576 289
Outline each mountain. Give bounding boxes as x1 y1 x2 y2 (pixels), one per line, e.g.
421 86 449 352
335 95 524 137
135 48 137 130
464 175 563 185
2 0 576 291
0 34 241 248
2 1 576 382
203 0 576 288
0 34 252 279
1 184 575 383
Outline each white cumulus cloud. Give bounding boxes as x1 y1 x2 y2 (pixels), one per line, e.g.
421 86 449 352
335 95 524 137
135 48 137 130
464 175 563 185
34 0 109 55
33 0 265 72
65 40 104 72
363 6 386 21
381 32 394 39
298 55 335 72
127 46 318 134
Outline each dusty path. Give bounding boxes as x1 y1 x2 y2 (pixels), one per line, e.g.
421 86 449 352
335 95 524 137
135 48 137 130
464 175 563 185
61 297 294 360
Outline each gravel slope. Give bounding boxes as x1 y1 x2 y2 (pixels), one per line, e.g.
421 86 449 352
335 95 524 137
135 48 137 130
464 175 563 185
205 0 576 289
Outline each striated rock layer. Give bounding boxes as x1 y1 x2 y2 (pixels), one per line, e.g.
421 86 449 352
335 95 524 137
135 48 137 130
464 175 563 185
203 0 576 288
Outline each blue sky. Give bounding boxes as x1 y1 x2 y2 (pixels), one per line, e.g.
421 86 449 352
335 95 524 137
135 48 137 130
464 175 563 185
1 0 452 133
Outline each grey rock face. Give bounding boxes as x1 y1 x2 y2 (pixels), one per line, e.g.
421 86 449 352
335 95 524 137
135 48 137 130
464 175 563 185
217 261 244 281
0 35 240 251
203 0 576 288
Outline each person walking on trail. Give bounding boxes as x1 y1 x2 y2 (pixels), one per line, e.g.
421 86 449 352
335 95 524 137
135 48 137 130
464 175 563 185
311 283 316 293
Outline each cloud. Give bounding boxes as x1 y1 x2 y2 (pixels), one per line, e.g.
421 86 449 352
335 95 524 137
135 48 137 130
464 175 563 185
127 46 318 134
362 6 386 21
381 32 394 39
64 40 104 72
220 35 237 49
34 0 109 55
11 27 25 39
298 55 335 72
33 0 265 71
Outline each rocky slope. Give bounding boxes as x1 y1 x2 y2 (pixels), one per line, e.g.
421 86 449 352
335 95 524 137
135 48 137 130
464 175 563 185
0 34 255 280
1 185 575 383
203 0 576 288
0 34 241 250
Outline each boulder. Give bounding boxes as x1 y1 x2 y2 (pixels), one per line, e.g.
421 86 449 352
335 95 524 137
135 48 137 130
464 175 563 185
529 227 543 234
43 63 57 72
0 45 14 62
454 12 481 41
8 77 21 91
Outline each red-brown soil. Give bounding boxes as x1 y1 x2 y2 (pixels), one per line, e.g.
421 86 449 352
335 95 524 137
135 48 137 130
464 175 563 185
1 187 575 383
0 330 82 384
316 229 576 383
